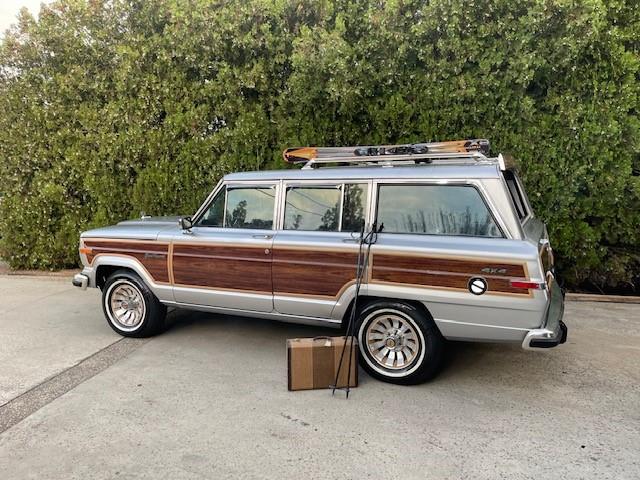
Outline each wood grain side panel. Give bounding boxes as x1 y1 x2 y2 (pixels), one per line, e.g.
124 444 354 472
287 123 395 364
373 254 525 278
84 240 169 283
372 268 522 294
172 244 271 292
84 240 168 254
173 244 268 262
272 249 357 297
273 249 358 266
371 254 527 294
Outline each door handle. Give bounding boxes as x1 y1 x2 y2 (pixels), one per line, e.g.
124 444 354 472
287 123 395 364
342 237 358 243
252 234 273 240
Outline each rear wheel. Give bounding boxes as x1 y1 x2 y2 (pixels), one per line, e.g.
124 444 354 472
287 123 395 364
356 300 444 385
102 270 166 338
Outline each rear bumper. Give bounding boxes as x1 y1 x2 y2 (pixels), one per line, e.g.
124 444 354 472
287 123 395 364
522 278 567 350
524 320 568 348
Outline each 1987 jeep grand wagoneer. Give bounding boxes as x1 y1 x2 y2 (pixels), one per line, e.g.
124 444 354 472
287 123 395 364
73 139 567 384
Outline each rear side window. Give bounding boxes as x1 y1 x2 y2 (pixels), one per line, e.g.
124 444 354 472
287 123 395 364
376 184 502 237
341 184 367 232
283 183 369 232
503 170 529 221
284 186 341 231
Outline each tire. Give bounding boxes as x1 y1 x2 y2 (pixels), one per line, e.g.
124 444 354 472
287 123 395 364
102 269 167 338
356 300 444 385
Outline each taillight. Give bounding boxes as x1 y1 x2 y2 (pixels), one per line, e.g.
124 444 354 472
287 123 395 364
510 280 545 290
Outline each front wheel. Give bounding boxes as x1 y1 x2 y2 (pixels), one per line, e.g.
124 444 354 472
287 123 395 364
357 301 444 385
102 270 166 338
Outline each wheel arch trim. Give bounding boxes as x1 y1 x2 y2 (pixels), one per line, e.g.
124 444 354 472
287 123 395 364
92 255 174 302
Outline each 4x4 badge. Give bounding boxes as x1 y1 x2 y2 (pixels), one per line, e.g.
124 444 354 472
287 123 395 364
481 267 507 275
468 277 488 295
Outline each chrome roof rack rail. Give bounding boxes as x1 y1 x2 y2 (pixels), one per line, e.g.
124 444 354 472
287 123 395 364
300 151 490 169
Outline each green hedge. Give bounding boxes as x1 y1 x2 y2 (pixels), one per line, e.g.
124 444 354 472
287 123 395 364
1 0 638 290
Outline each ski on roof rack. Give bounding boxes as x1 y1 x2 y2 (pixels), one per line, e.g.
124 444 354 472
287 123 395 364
283 138 490 164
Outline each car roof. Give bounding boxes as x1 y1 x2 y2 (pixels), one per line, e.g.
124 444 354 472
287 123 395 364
223 164 502 182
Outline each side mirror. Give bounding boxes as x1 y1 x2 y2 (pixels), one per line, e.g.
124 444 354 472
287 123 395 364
179 216 193 231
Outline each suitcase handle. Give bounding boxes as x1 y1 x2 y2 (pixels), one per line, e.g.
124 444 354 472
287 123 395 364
312 336 333 343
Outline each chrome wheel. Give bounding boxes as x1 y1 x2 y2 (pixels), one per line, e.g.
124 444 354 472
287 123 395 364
105 280 146 332
359 308 425 377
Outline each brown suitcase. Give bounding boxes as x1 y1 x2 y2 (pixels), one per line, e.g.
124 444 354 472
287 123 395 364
287 336 358 391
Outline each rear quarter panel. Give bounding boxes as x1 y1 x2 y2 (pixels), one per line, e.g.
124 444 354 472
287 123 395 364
363 233 547 342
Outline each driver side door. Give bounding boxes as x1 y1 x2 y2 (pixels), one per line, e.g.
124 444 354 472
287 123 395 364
171 182 277 312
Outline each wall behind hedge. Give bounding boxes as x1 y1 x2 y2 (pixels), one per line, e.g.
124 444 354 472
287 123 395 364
0 0 638 290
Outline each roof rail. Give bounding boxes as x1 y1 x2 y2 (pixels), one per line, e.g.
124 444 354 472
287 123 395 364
301 151 491 169
283 139 492 169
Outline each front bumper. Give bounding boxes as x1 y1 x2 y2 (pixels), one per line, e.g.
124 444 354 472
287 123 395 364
72 273 89 290
522 277 567 349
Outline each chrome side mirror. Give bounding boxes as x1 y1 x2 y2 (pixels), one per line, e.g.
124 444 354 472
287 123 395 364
179 216 193 231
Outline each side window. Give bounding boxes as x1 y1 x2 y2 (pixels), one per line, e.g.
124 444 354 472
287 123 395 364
197 186 275 229
197 187 226 227
283 183 369 232
342 183 368 232
284 186 341 231
502 170 529 221
376 184 502 237
225 187 275 229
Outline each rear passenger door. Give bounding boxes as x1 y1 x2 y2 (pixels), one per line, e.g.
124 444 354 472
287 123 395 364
272 181 370 318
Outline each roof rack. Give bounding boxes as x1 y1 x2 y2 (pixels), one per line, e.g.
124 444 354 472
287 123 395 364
282 139 496 169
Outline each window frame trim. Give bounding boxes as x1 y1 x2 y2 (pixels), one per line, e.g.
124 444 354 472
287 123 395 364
372 180 507 239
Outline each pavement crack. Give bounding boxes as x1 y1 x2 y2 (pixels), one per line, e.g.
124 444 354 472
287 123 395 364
0 337 149 435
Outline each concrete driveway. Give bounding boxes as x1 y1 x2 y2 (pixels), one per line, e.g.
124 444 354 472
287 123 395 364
0 276 638 479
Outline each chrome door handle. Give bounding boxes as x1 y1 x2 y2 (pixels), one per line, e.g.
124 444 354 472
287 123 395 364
252 234 273 240
342 238 358 243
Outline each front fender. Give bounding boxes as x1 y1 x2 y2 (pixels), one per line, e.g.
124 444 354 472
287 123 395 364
88 254 174 302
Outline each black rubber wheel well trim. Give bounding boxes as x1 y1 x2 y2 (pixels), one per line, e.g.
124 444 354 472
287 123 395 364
96 265 138 289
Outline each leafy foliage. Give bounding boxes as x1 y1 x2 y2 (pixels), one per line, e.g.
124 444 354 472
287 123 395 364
0 0 638 290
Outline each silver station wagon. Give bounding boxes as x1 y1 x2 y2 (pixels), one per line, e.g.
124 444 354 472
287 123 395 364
73 139 567 384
